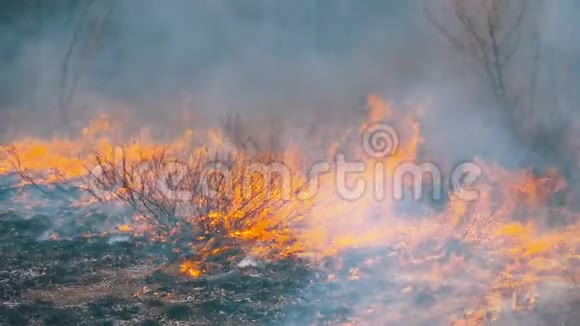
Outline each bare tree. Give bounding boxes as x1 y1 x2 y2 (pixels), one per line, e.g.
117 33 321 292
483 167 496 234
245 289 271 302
59 0 117 129
425 0 580 199
424 0 534 129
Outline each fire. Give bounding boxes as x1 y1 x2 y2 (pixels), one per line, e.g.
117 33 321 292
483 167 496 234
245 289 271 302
117 224 133 233
0 94 578 323
180 261 203 278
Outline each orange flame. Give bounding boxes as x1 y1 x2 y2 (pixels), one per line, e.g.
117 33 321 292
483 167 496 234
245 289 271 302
0 94 578 323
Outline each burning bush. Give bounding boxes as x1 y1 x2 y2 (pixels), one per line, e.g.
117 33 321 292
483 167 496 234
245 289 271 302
4 115 312 277
86 144 311 268
1 95 578 324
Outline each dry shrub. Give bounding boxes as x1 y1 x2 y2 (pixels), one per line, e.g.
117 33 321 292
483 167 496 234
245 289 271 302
4 112 310 272
85 141 310 264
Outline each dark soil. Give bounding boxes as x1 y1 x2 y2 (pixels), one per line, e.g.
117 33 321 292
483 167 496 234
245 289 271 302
0 189 578 325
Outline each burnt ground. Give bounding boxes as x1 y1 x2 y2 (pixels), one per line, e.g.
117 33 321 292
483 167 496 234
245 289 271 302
0 183 579 325
0 210 323 325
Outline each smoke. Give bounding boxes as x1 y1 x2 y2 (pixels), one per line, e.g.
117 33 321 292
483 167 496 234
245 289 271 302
3 0 579 237
2 1 576 164
1 1 578 323
0 1 424 137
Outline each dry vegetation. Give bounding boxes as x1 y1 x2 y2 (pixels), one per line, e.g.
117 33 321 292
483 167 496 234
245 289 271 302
0 1 579 325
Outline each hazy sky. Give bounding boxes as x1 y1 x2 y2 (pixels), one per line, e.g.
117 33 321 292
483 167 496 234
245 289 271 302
0 1 578 168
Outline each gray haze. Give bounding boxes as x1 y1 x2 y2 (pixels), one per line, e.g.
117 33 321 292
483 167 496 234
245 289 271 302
0 0 579 169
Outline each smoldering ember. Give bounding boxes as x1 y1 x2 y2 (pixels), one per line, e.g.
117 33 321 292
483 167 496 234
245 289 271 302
0 1 578 325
